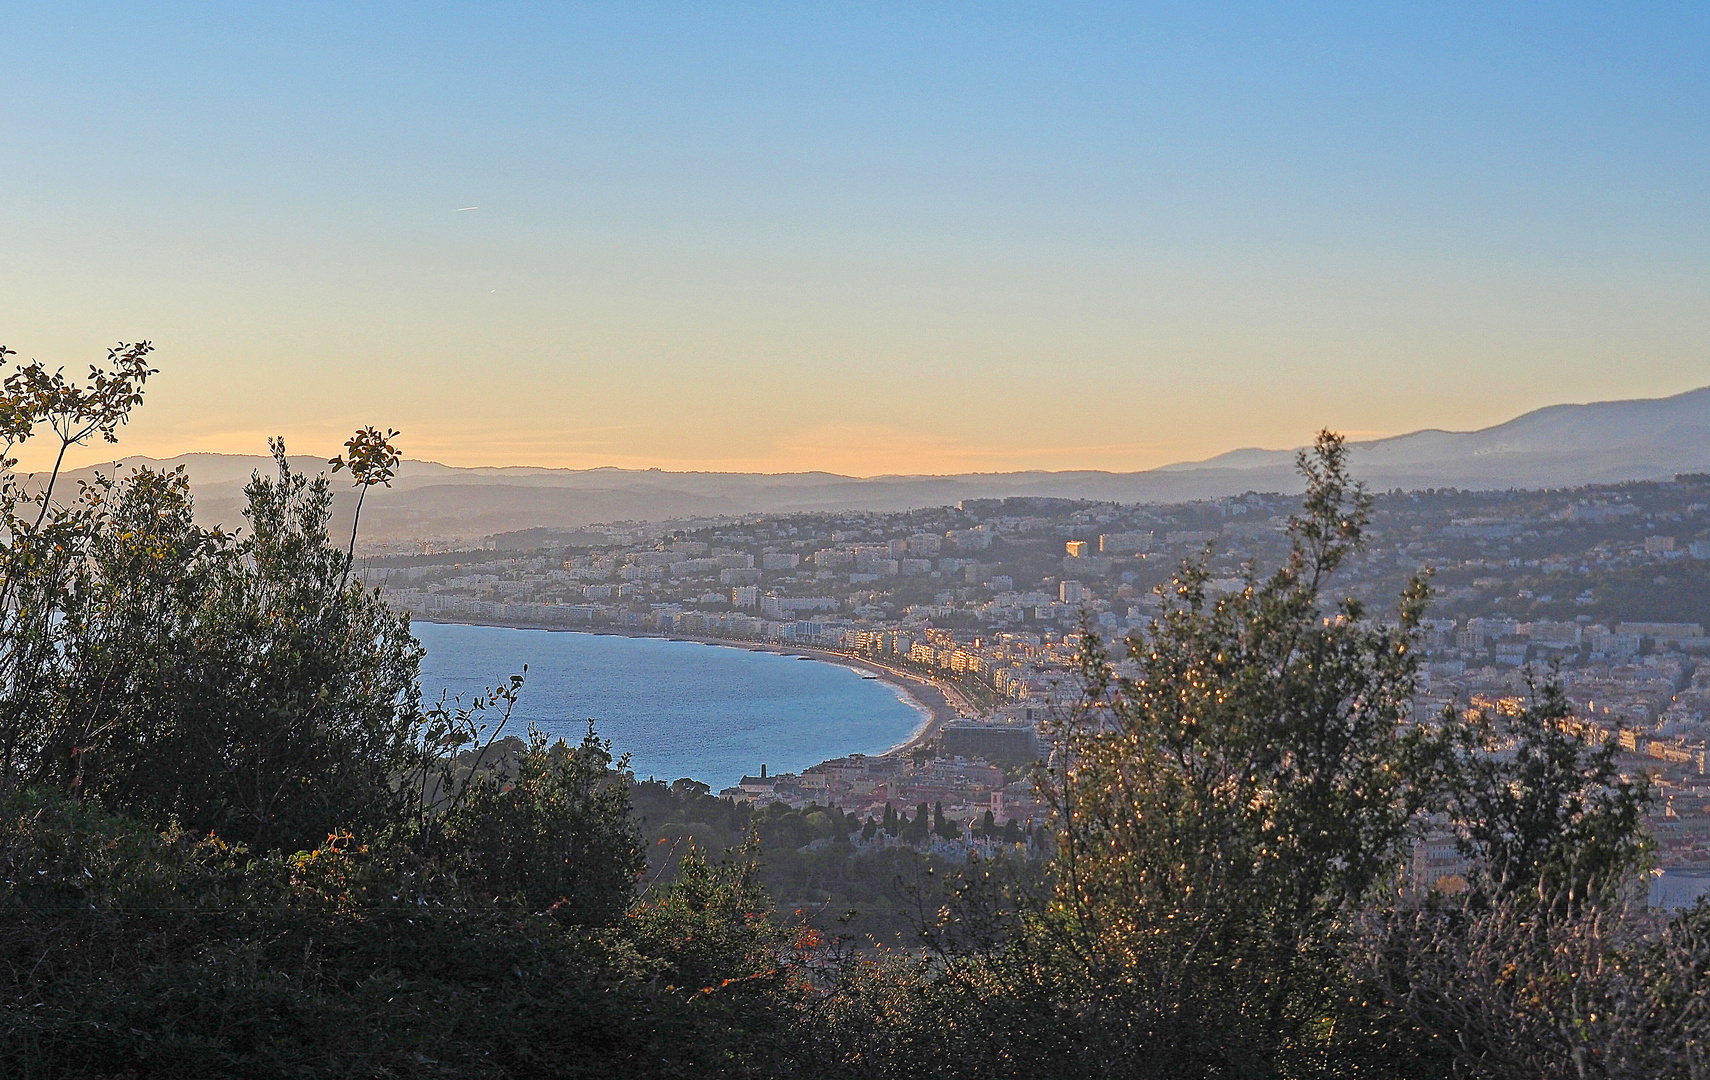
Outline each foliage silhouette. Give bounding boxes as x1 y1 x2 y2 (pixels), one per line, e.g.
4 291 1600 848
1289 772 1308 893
0 350 1703 1078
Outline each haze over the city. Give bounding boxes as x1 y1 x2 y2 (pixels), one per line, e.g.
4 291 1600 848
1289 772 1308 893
5 3 1707 474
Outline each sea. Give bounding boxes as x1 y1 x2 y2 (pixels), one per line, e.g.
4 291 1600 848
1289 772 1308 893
413 621 928 791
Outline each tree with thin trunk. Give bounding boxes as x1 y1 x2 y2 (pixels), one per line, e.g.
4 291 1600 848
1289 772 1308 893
328 425 401 593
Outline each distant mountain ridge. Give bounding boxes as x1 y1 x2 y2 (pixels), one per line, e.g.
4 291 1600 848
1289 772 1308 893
61 383 1710 545
1168 383 1710 488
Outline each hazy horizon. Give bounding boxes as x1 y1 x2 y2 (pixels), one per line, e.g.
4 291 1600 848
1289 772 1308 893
6 4 1708 475
25 377 1710 482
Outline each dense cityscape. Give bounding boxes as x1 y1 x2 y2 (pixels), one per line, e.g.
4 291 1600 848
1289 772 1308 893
365 476 1710 884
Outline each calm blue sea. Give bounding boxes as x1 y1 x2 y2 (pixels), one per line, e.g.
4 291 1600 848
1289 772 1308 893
412 622 927 790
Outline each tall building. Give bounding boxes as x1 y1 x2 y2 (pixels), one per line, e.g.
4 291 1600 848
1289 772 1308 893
1060 580 1085 604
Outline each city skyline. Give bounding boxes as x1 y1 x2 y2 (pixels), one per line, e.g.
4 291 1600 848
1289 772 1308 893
5 4 1708 474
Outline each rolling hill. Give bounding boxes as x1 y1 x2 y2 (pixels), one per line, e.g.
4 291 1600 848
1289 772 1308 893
54 383 1710 546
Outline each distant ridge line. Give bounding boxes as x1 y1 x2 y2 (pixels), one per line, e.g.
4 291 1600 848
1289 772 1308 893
54 382 1710 542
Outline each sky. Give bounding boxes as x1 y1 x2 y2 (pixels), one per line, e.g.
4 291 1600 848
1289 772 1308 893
2 3 1707 475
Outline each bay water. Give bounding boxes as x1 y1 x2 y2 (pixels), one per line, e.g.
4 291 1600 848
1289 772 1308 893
412 621 927 790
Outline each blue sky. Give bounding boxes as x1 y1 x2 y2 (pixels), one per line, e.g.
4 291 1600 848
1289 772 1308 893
3 3 1706 472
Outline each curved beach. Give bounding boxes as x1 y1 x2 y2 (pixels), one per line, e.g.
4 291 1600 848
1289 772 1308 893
410 618 959 782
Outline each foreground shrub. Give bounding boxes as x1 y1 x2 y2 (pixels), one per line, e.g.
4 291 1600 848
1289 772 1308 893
0 786 800 1079
433 724 642 926
46 446 424 852
1358 894 1710 1079
1018 433 1444 1076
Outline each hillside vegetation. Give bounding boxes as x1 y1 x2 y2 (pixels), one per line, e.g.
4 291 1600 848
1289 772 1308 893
2 345 1706 1079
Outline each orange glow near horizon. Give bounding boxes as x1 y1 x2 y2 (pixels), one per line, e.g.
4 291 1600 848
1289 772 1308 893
24 401 1382 479
6 8 1708 480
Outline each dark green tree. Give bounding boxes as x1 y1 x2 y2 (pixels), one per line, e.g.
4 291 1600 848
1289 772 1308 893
0 342 156 791
437 723 642 926
1440 679 1651 912
1040 431 1439 1072
27 435 422 851
162 442 421 849
933 801 960 840
902 802 930 844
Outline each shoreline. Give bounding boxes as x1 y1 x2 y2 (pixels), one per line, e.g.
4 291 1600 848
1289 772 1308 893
407 616 975 760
